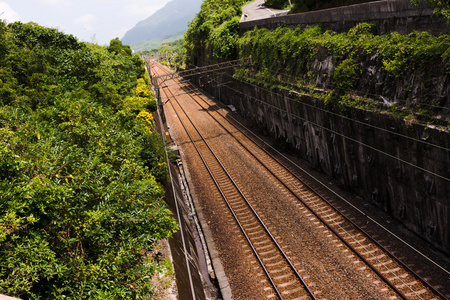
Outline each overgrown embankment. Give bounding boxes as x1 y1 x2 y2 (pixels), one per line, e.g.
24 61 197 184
184 1 449 126
184 0 246 65
0 21 177 298
182 0 450 254
238 24 450 124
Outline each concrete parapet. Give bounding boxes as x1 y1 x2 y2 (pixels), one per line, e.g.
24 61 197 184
240 0 450 35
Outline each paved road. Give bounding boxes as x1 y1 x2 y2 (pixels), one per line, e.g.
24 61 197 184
240 0 289 22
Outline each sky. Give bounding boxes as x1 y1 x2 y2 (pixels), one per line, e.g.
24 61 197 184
0 0 172 45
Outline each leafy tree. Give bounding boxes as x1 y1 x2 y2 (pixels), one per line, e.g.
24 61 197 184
411 0 450 19
265 0 290 9
0 22 177 299
210 17 241 60
108 37 133 56
184 0 245 64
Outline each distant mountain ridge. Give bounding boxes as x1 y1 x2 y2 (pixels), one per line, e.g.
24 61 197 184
121 0 202 46
129 33 184 53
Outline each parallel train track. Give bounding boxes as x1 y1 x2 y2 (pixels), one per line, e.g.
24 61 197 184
153 63 316 299
150 62 447 300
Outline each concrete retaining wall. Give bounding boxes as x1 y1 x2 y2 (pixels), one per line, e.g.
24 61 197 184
240 0 450 35
189 71 450 255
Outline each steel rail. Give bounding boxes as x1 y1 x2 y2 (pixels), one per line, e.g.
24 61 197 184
152 63 316 300
152 64 285 298
191 72 450 276
155 67 285 299
172 80 404 300
171 70 447 300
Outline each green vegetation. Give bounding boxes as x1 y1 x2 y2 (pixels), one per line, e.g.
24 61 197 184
238 24 449 117
141 39 186 69
264 0 291 9
0 21 178 299
131 33 185 53
108 37 133 56
182 0 449 123
184 0 246 64
412 0 450 19
333 58 362 90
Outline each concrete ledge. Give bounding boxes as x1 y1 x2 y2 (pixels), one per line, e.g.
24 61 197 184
240 0 450 35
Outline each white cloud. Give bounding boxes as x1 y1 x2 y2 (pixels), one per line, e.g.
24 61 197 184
0 2 21 23
74 14 96 31
0 0 173 45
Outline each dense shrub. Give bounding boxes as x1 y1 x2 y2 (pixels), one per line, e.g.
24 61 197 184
140 39 186 69
184 0 245 64
0 21 177 299
264 0 290 8
411 0 450 19
238 23 449 88
209 17 241 60
333 58 362 90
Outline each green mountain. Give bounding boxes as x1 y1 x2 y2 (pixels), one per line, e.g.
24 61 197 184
121 0 202 48
130 32 184 53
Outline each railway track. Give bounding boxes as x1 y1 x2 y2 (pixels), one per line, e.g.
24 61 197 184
149 61 447 300
152 63 316 299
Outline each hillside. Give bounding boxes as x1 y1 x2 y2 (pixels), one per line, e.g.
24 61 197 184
0 21 177 298
131 32 184 53
121 0 202 47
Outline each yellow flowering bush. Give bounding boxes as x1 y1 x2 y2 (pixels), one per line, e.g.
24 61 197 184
123 78 157 111
136 110 155 132
135 78 151 98
123 96 150 111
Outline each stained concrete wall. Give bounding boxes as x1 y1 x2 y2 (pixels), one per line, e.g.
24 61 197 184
240 0 450 35
188 71 450 255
